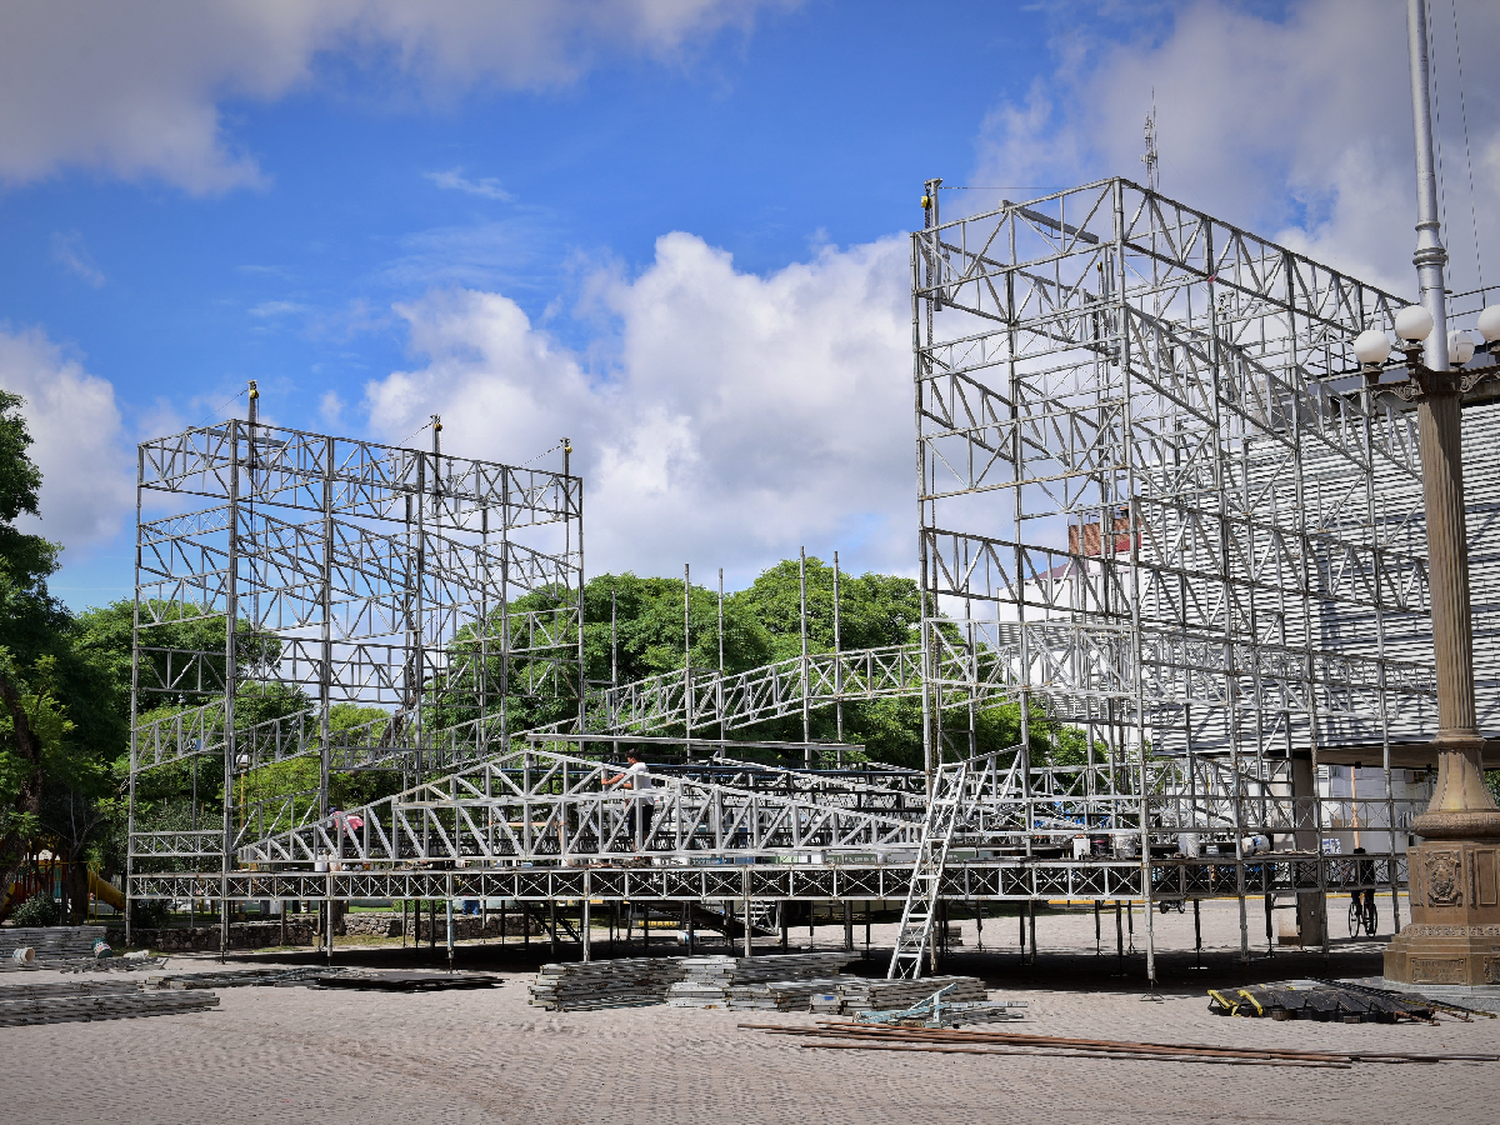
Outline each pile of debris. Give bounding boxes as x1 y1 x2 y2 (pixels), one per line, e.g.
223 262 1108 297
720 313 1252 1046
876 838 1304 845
0 980 219 1028
1207 980 1456 1024
529 957 688 1011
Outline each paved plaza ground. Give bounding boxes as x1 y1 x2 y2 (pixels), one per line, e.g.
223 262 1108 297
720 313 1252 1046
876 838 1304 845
4 897 1498 1124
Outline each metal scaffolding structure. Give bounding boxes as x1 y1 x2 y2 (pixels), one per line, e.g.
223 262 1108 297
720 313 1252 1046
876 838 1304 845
127 178 1500 977
908 178 1448 962
125 412 584 945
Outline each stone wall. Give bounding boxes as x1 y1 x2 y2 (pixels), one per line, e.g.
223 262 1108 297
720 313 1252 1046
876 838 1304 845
110 920 318 952
109 908 533 950
411 912 529 942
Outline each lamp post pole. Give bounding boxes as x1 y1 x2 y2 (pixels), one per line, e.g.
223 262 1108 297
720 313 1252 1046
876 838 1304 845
1381 0 1500 988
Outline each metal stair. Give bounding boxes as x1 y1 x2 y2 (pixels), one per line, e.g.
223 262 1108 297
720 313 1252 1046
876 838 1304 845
887 760 968 979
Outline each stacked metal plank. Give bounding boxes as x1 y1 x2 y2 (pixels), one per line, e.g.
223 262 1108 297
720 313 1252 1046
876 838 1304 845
929 1000 1027 1026
666 953 857 1009
839 975 988 1011
0 926 108 968
528 958 688 1011
0 980 219 1027
1208 981 1438 1023
144 967 335 990
725 975 868 1012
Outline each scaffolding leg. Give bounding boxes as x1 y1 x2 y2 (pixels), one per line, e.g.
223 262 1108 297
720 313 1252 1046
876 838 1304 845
742 868 753 959
582 896 592 962
843 901 854 952
1194 898 1203 969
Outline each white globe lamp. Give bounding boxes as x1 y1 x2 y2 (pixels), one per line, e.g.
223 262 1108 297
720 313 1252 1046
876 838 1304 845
1477 305 1500 343
1352 329 1392 367
1394 305 1435 341
1448 330 1476 366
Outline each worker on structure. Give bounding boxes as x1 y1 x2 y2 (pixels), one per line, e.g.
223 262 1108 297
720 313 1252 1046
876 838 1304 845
603 751 657 853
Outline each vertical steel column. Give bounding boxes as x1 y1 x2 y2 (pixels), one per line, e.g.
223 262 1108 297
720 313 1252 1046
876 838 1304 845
914 188 939 785
571 441 586 736
799 547 811 765
741 867 753 958
220 416 241 962
319 434 334 827
832 551 844 759
718 568 726 744
1408 0 1451 374
125 444 144 948
685 563 693 739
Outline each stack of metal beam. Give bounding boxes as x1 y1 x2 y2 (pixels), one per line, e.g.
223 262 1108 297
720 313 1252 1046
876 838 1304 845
0 980 219 1027
839 975 989 1011
528 958 688 1011
1 926 109 968
666 953 857 1009
725 975 868 1012
144 967 336 990
933 1000 1027 1026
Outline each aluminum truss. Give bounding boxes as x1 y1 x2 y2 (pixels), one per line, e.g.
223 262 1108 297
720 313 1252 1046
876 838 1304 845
910 178 1446 963
126 418 584 940
130 180 1470 979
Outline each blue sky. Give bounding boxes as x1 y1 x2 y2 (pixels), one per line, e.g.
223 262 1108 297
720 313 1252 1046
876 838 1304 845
2 0 1497 610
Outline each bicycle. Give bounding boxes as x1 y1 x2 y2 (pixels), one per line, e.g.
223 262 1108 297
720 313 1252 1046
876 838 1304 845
1347 893 1377 938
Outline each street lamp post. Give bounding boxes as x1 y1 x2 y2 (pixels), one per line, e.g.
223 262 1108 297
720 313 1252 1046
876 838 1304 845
1372 0 1500 987
1376 308 1500 986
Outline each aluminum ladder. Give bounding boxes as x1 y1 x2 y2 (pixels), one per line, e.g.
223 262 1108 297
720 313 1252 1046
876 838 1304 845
887 759 968 979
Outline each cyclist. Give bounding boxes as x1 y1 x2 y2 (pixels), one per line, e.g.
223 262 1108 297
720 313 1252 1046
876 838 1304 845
1351 846 1377 936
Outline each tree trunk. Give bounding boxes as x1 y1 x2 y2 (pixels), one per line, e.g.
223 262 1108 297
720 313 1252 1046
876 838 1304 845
0 673 45 918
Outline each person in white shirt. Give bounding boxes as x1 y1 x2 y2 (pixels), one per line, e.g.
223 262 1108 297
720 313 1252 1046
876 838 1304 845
603 751 656 852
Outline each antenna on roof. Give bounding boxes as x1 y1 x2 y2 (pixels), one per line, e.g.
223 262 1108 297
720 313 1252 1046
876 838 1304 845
1141 91 1159 193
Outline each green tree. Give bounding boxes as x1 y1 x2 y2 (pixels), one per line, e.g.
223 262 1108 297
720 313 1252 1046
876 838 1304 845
0 391 128 918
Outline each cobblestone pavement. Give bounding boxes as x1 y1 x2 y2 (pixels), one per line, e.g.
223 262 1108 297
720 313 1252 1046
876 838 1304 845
4 898 1495 1125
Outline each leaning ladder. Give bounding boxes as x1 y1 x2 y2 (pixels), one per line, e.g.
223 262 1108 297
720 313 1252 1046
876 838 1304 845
887 760 968 979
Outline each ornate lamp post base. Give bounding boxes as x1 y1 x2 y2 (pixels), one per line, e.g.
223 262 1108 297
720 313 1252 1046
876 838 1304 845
1385 743 1500 987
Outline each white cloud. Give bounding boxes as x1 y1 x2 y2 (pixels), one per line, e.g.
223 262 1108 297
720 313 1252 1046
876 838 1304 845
320 389 347 426
363 231 914 581
424 168 514 202
0 327 132 551
50 230 106 288
248 299 310 318
974 0 1500 302
0 0 792 195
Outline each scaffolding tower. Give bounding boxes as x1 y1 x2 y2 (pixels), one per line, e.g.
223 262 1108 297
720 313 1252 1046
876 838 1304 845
125 412 583 945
